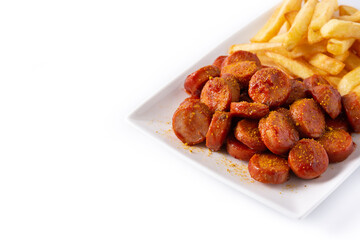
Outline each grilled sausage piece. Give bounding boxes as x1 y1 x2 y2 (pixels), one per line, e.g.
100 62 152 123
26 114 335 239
221 50 261 68
200 77 240 112
206 111 232 151
172 98 212 145
288 139 329 179
234 119 267 151
248 68 291 108
325 114 350 132
184 65 220 96
310 84 342 119
248 153 290 184
212 55 227 70
303 74 330 94
318 129 355 163
226 135 258 161
221 61 260 88
259 111 299 155
230 101 269 119
342 92 360 133
284 79 307 106
290 98 325 138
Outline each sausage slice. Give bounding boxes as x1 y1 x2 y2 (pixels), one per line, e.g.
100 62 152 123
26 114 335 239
212 55 227 70
290 98 325 138
184 65 220 96
310 84 342 119
200 77 240 112
326 114 350 132
342 92 360 133
248 68 291 108
303 74 329 94
206 111 232 151
221 61 259 88
284 79 307 106
248 153 290 184
234 119 267 151
259 111 299 155
288 139 329 179
318 129 355 163
221 50 261 68
172 98 212 145
230 101 269 119
226 135 258 161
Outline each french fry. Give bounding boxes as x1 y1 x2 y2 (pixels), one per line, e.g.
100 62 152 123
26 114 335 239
327 38 355 55
255 51 294 77
284 0 318 50
265 51 315 79
339 5 358 16
300 58 329 76
251 0 302 42
228 42 283 54
310 0 337 31
308 28 324 44
344 52 360 71
325 76 342 87
284 10 298 28
291 40 327 58
351 39 360 56
339 11 360 22
338 66 360 95
352 84 360 96
308 53 345 75
269 33 288 43
320 19 360 39
332 51 350 62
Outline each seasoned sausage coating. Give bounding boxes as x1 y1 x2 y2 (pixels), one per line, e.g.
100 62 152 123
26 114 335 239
248 153 290 184
212 55 227 70
318 129 355 163
172 98 212 145
221 50 261 68
310 84 342 119
248 68 291 108
259 111 299 155
290 98 325 138
230 101 269 119
200 77 240 112
303 74 329 94
221 61 259 88
325 114 350 132
342 92 360 133
284 79 307 105
226 135 258 161
288 139 329 179
234 119 267 151
184 65 220 96
206 111 232 151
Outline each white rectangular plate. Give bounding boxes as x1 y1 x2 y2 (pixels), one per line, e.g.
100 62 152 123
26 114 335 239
128 0 360 219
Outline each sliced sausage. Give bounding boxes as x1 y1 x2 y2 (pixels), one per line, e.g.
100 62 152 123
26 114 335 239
310 84 342 119
290 98 325 138
206 111 232 151
248 68 291 108
221 61 260 88
326 114 350 132
213 55 227 70
234 119 267 152
284 79 307 105
259 111 299 155
226 135 258 161
303 74 329 94
318 129 355 163
230 101 269 119
288 139 329 179
172 98 212 145
200 77 240 112
248 153 290 184
342 92 360 133
222 50 261 68
184 65 220 96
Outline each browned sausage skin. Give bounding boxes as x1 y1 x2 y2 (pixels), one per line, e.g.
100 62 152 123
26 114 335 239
234 119 267 152
230 102 269 119
213 55 227 70
310 84 342 119
184 65 220 96
288 139 329 179
226 135 258 161
206 111 232 151
303 74 330 94
248 153 290 184
284 79 307 106
221 50 261 69
318 129 355 163
248 68 291 108
342 92 360 133
259 111 299 155
200 77 240 112
290 98 325 138
325 114 351 132
172 98 212 145
221 61 260 88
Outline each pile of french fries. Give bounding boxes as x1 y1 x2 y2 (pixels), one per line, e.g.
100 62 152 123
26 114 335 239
229 0 360 96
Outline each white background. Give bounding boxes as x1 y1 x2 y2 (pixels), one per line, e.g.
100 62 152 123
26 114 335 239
0 0 360 239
